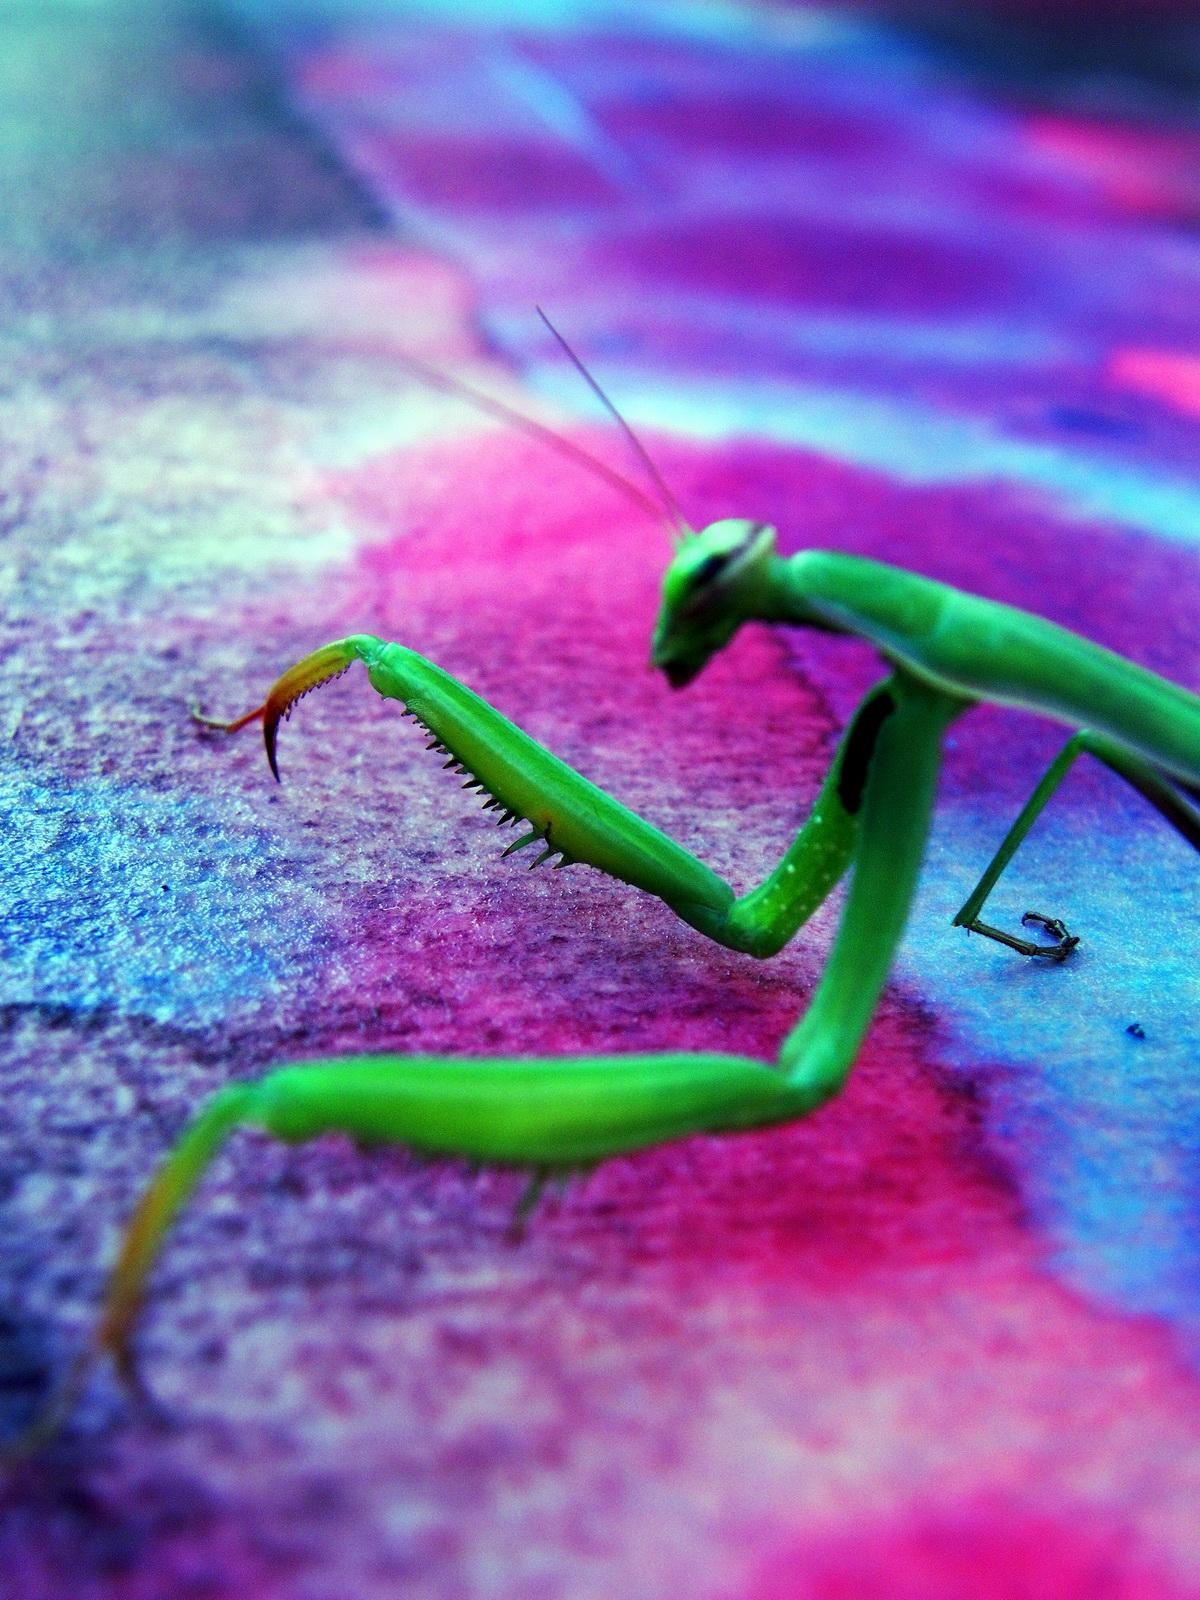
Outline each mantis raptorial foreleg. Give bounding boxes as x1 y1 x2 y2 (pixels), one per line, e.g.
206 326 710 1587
953 729 1200 957
197 635 945 961
9 661 957 1432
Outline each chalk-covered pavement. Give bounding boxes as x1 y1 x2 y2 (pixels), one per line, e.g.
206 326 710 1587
3 3 1200 1595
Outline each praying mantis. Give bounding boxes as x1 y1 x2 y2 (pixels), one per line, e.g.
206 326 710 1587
13 322 1200 1449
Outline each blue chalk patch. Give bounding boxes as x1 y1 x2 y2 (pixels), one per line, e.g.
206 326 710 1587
903 800 1200 1355
0 775 331 1027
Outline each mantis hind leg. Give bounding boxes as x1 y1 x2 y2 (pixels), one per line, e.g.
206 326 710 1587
953 730 1200 959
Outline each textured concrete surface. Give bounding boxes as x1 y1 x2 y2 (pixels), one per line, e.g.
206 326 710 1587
3 2 1200 1596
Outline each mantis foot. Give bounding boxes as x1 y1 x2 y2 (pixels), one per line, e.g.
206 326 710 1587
961 910 1079 962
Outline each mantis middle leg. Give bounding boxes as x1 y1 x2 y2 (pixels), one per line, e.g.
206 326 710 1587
954 729 1200 958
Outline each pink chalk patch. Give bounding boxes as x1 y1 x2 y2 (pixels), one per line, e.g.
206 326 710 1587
750 1500 1197 1600
1109 347 1200 420
1025 113 1200 220
598 91 892 162
298 44 393 100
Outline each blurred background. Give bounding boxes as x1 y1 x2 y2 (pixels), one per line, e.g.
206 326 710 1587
3 3 1200 1596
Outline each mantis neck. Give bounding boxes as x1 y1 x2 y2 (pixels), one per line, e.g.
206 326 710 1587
759 552 859 633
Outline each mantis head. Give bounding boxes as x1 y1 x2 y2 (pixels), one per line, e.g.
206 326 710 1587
652 519 777 688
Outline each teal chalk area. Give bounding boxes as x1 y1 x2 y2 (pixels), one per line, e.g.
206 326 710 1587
529 366 1200 549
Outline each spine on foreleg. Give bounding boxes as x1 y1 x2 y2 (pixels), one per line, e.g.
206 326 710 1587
362 641 733 916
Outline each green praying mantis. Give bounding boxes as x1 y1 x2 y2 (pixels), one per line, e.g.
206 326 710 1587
12 320 1200 1449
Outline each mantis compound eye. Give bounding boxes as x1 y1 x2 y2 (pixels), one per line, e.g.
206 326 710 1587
689 550 731 589
675 520 776 611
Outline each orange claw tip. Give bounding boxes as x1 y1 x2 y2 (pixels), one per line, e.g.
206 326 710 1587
259 639 363 782
188 698 267 734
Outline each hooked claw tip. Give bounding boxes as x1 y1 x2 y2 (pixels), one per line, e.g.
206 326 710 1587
256 640 361 783
264 717 282 782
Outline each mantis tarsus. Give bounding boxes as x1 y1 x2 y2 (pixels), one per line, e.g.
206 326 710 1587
14 325 1200 1448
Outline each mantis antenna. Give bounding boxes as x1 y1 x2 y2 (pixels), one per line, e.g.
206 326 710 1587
388 347 673 531
536 307 689 541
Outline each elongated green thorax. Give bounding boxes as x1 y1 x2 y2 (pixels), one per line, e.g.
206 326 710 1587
776 552 1200 788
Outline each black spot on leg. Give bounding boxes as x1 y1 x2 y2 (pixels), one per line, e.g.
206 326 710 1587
836 689 897 814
